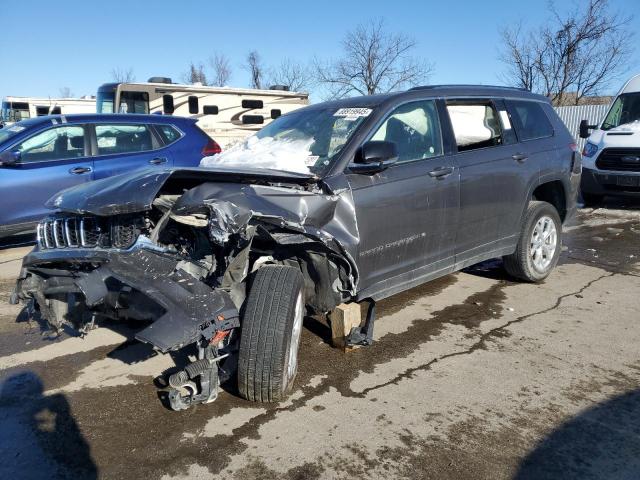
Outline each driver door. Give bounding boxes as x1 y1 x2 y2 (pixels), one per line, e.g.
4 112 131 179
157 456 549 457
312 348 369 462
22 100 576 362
347 99 460 300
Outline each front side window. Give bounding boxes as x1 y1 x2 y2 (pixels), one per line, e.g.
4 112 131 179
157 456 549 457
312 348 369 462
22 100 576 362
118 91 149 114
371 100 442 162
16 126 85 162
508 100 553 140
95 124 153 155
447 101 503 152
601 93 640 131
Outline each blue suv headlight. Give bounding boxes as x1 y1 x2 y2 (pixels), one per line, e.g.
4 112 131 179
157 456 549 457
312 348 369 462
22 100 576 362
582 142 598 158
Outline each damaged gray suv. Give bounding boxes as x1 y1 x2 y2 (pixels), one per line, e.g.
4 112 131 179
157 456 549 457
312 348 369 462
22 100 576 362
13 85 581 410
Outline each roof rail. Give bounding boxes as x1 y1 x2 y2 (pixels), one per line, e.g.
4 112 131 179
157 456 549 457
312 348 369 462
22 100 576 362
409 84 529 92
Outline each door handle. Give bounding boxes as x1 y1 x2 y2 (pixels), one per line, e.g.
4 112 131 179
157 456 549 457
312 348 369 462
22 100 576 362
69 166 92 174
149 157 168 165
428 166 454 179
512 153 528 163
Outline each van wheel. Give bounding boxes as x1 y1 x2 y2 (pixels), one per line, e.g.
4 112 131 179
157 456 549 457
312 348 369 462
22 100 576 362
238 265 305 402
503 201 562 282
581 192 603 207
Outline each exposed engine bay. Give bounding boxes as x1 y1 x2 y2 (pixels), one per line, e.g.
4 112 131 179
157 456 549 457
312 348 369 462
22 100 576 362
13 167 360 410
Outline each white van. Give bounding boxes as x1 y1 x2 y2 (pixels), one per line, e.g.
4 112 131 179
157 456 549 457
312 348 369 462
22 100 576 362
0 96 96 126
96 77 309 149
580 74 640 204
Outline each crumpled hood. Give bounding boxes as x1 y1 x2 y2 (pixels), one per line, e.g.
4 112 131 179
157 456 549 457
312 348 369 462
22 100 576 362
45 167 316 216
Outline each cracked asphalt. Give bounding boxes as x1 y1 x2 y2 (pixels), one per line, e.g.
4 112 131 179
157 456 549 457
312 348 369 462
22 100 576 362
0 202 639 480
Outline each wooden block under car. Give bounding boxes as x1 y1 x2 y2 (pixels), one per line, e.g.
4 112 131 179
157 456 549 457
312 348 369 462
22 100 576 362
330 302 362 350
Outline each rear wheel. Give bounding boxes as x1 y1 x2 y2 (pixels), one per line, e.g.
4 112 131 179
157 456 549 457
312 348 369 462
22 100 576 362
238 265 305 402
503 201 562 282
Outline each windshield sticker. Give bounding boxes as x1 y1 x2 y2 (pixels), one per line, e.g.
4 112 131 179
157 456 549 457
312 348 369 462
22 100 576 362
334 108 372 120
305 155 319 166
8 125 25 133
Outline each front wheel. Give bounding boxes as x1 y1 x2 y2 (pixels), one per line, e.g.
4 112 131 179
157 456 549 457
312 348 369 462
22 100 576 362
238 265 305 403
503 201 562 282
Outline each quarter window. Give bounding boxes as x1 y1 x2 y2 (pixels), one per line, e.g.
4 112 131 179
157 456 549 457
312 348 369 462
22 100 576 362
16 126 85 162
446 101 503 152
156 124 181 144
371 100 443 163
508 100 553 141
95 124 154 155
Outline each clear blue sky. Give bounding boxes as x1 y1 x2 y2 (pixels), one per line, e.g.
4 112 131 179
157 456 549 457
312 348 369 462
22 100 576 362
1 0 639 99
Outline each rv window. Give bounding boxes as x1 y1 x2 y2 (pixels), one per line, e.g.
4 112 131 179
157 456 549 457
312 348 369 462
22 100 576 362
36 106 49 116
188 96 199 114
271 109 281 119
163 95 175 115
203 105 218 115
16 126 85 162
96 91 115 113
1 102 30 122
51 107 61 115
118 91 149 114
95 124 154 155
242 99 263 109
243 115 264 125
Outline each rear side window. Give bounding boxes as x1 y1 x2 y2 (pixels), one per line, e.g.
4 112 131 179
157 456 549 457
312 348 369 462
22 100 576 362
156 124 182 145
371 100 443 163
508 100 554 141
95 124 154 155
446 101 503 152
16 126 85 162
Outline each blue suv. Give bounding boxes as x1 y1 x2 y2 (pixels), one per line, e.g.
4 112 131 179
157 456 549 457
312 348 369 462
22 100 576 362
0 114 220 238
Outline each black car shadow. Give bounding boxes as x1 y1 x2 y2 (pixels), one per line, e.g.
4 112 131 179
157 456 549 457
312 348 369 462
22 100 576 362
514 388 640 479
0 371 98 479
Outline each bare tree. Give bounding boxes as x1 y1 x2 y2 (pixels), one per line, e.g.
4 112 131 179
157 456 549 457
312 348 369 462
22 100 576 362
245 51 264 89
58 87 74 98
314 19 433 98
111 67 136 83
183 62 208 85
499 0 633 105
208 53 232 87
268 58 311 92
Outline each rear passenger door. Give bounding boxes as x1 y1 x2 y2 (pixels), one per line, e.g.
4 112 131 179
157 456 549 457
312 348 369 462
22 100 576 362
90 123 174 180
446 99 538 268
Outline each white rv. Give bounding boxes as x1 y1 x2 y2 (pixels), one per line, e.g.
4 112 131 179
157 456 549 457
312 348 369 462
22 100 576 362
0 96 96 126
580 74 640 204
96 77 309 148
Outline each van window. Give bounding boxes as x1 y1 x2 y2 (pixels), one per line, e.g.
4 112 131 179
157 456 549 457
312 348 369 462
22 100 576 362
508 100 553 140
446 101 503 151
371 100 442 163
95 124 153 155
16 126 85 162
602 93 640 130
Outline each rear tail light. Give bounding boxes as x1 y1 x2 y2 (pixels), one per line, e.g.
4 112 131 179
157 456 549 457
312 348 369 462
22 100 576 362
202 138 222 156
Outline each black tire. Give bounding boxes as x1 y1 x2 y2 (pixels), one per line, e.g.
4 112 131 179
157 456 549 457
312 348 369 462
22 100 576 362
581 191 604 207
503 201 562 282
238 265 305 402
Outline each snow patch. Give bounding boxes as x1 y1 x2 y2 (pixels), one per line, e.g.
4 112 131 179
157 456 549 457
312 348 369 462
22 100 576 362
609 120 640 133
200 136 316 174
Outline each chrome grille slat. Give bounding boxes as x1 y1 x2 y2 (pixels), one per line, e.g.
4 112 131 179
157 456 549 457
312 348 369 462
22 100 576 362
53 220 64 247
39 215 138 250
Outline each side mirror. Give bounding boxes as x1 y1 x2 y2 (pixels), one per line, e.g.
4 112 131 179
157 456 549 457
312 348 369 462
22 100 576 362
579 119 597 139
350 141 398 174
0 150 21 166
162 94 175 115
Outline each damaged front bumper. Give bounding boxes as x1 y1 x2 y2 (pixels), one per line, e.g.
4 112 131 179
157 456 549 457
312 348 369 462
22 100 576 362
15 235 241 410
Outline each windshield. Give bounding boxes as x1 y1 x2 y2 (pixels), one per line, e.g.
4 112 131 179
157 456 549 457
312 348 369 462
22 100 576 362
602 93 640 131
200 106 372 174
96 90 115 113
0 122 28 144
1 101 30 123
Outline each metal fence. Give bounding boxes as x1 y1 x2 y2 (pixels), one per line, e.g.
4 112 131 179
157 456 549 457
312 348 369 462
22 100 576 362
554 104 611 151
